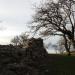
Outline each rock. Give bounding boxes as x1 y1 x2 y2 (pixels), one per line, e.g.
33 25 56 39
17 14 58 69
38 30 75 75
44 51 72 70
27 38 48 56
0 38 48 75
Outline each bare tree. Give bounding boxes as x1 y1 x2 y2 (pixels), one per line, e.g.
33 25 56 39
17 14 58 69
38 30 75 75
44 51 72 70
58 37 71 54
19 33 29 47
31 0 75 55
11 36 20 46
11 32 29 47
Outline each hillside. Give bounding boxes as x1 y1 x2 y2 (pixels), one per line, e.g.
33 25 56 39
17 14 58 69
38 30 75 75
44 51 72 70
0 46 75 75
43 54 75 75
0 38 75 75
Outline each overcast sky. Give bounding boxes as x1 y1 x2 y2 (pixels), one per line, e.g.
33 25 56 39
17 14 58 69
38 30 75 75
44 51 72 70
0 0 42 44
0 0 59 54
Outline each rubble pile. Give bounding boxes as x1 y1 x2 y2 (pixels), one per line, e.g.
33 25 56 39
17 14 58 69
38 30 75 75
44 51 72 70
0 38 48 75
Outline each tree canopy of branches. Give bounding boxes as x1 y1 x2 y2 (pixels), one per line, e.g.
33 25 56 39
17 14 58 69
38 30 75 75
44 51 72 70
11 33 29 47
31 0 75 55
11 36 20 46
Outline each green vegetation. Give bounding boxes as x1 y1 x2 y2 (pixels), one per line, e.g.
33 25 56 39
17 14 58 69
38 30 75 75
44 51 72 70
39 54 75 75
1 38 75 75
0 48 75 75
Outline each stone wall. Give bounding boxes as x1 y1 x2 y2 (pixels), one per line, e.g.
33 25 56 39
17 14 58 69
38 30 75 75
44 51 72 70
25 38 48 59
0 38 48 75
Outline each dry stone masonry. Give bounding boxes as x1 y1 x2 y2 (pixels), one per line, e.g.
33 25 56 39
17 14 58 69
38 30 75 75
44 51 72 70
0 38 48 75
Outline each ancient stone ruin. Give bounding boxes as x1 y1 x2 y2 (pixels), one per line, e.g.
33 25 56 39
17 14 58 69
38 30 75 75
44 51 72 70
0 38 48 75
26 38 48 58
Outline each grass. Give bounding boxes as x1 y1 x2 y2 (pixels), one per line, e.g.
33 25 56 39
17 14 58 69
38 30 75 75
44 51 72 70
0 47 75 75
39 54 75 75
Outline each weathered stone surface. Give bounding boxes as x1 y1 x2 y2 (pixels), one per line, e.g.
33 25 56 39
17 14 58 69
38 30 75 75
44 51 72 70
0 38 48 75
26 38 48 58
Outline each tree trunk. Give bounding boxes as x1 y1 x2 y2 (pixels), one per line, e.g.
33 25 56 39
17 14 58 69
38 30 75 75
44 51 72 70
67 51 71 56
71 24 75 48
63 35 71 56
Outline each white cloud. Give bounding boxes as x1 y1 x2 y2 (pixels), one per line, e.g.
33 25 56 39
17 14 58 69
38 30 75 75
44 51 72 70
0 0 42 44
0 26 6 31
0 0 59 48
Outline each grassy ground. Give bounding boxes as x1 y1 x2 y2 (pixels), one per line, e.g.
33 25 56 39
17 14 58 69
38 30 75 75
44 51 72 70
0 47 75 75
39 54 75 75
